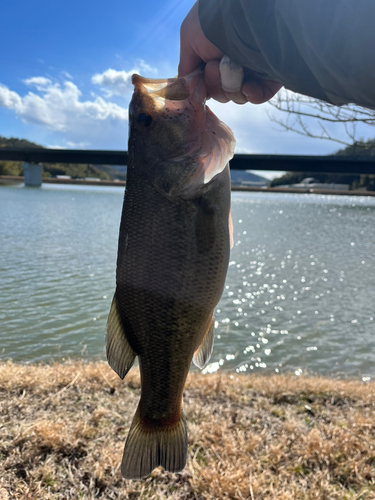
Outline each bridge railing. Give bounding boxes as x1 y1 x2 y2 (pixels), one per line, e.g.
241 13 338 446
1 148 375 186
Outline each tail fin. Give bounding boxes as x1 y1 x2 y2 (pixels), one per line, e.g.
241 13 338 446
121 405 188 479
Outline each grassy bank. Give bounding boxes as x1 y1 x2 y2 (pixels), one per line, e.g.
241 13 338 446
0 361 374 499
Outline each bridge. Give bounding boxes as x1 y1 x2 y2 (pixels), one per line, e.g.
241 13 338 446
1 148 375 186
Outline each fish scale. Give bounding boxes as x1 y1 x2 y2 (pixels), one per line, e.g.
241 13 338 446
106 71 235 479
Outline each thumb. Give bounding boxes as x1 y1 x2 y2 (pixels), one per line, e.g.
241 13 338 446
178 45 202 77
178 3 203 77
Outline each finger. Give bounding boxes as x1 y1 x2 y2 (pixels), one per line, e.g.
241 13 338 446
178 46 203 78
178 4 202 77
242 79 282 104
219 56 244 93
206 60 247 104
223 89 248 105
263 80 283 100
204 60 230 103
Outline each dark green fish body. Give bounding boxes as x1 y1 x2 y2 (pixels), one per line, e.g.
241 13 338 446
106 73 235 479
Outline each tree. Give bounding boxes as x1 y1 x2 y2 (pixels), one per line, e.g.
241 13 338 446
269 138 375 190
268 89 375 150
0 135 126 180
0 136 42 175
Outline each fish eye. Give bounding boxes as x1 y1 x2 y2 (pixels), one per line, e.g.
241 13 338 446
137 113 153 127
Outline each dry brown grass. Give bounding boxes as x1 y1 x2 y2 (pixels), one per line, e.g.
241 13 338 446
0 361 374 499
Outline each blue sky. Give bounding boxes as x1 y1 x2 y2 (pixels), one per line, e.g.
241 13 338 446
1 0 374 178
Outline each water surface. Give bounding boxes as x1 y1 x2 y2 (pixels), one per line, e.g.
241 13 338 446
1 184 374 380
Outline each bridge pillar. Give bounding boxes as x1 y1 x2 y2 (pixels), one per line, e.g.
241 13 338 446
23 162 42 186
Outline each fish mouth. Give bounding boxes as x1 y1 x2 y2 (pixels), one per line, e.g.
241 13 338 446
131 71 234 196
132 71 205 107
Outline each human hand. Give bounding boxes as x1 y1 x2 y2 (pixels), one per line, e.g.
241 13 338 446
178 1 282 104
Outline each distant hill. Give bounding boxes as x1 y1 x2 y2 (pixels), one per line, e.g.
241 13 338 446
334 138 375 157
269 171 360 188
0 136 267 188
230 169 268 186
0 136 43 149
0 136 126 180
270 139 375 191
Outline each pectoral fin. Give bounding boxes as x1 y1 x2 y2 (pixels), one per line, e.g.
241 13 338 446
106 294 136 379
193 315 215 369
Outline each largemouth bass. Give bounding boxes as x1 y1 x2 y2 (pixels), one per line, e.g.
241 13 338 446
106 71 235 479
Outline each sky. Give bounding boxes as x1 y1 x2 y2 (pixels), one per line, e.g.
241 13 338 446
1 0 374 179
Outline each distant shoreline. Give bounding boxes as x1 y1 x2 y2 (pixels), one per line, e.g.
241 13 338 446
1 174 375 197
0 175 127 188
231 184 375 196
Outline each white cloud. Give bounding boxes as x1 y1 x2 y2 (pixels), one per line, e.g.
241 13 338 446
92 61 158 97
66 141 90 149
1 69 364 155
24 77 53 90
0 84 22 109
235 146 253 154
138 59 158 75
0 79 127 133
92 68 136 97
208 99 345 155
46 144 65 149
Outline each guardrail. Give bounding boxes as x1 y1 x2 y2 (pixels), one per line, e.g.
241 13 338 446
1 148 375 174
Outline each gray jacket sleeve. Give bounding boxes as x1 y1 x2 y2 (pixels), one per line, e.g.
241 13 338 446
199 0 375 108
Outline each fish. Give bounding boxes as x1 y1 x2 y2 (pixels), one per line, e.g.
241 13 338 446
106 70 235 479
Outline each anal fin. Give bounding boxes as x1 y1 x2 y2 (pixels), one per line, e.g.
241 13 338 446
106 294 136 379
193 314 214 369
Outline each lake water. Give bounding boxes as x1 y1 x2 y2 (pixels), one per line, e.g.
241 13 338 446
1 183 374 380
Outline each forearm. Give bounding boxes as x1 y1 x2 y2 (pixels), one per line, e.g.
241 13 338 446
199 0 375 108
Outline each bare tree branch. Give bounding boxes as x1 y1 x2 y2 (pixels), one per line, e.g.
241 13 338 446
268 89 375 148
267 110 355 147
